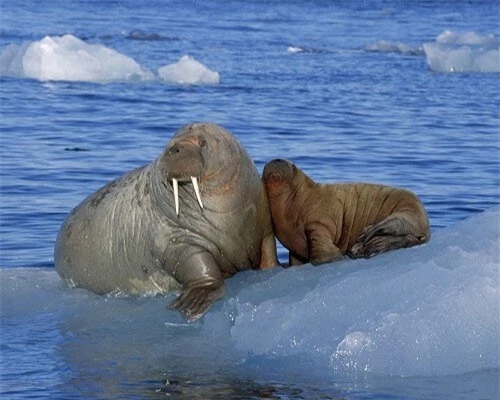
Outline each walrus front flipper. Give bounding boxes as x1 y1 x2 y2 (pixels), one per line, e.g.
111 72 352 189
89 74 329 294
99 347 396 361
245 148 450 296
168 250 225 321
305 222 344 265
169 281 225 322
259 232 280 269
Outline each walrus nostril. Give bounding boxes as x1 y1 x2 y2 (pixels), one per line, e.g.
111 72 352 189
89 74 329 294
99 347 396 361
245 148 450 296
167 143 182 154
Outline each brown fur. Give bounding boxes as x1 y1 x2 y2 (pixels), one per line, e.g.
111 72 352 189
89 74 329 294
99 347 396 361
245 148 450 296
262 159 430 266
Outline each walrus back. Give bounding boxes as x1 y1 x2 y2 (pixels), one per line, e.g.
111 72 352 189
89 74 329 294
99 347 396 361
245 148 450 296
54 165 179 295
321 183 429 253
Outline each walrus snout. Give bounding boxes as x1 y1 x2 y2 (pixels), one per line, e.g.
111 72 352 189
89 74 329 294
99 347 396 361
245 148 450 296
164 142 205 178
163 141 206 216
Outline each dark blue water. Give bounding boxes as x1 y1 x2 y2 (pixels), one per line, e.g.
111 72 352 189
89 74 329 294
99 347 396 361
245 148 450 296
1 1 499 399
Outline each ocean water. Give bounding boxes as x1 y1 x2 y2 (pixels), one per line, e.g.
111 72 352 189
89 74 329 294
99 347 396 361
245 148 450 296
1 0 499 399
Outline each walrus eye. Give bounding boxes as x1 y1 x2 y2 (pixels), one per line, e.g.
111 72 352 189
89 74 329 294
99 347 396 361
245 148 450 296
199 138 207 148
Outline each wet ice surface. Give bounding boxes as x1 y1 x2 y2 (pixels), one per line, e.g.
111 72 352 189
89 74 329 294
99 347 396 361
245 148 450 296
1 207 498 399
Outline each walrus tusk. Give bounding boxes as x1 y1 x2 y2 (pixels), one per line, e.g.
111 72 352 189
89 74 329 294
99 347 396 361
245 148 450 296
173 178 179 216
171 177 203 216
191 176 204 210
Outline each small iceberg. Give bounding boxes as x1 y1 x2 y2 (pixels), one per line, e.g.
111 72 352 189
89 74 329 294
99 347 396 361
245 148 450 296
423 30 499 73
0 34 153 82
364 40 423 56
158 55 220 85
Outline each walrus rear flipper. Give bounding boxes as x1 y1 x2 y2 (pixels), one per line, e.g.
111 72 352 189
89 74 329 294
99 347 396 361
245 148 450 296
347 212 429 259
347 234 424 259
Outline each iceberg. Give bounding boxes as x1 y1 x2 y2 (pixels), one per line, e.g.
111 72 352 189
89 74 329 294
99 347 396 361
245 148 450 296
0 34 153 82
158 55 220 84
423 30 499 73
1 207 498 390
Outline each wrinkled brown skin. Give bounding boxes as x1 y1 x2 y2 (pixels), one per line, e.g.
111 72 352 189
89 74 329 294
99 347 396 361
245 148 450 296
55 123 278 321
262 159 430 266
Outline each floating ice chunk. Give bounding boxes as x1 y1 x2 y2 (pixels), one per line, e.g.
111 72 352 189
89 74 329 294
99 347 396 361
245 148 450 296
286 45 324 54
158 55 220 85
364 40 423 55
423 30 499 73
226 206 499 377
1 208 497 381
0 34 153 82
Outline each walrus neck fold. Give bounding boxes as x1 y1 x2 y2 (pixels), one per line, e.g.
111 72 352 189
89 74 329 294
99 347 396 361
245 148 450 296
149 158 180 218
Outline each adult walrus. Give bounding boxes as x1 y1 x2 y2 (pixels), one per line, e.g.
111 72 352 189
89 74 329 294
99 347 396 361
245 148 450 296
262 159 430 266
54 122 278 321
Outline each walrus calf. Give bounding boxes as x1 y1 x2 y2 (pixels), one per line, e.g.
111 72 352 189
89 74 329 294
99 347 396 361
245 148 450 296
262 159 430 266
55 123 278 321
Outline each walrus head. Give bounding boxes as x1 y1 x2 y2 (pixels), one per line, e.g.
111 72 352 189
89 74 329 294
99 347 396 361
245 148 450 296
262 159 297 192
161 122 243 215
262 159 317 202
